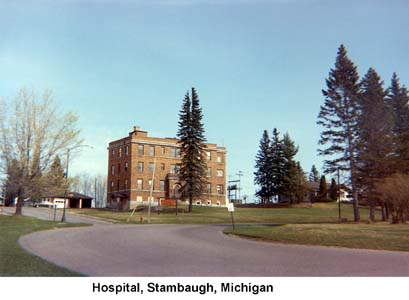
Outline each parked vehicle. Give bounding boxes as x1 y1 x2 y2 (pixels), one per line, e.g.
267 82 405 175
34 201 54 208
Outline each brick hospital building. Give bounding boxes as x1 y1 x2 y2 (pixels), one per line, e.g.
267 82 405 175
107 126 227 210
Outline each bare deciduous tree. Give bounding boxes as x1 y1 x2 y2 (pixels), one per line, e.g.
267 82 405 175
376 173 409 224
0 88 82 214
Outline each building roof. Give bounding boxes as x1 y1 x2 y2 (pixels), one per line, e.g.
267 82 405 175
44 192 93 200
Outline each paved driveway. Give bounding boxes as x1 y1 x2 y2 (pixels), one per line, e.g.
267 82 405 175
19 224 409 276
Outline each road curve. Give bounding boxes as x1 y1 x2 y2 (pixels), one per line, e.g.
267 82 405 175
19 224 409 276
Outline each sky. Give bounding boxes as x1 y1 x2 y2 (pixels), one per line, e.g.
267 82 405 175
0 0 408 201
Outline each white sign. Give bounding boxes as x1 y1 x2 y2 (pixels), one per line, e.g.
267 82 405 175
227 203 235 212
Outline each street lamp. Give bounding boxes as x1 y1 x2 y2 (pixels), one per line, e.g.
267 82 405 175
61 144 94 222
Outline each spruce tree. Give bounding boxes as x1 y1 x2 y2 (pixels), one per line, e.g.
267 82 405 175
309 165 320 182
254 130 273 203
294 162 307 203
282 133 299 203
357 68 393 221
270 128 285 202
317 44 361 221
318 175 328 202
177 88 207 213
387 73 409 174
44 155 67 197
329 178 338 201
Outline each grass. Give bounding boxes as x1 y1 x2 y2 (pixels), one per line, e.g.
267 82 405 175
0 214 88 276
224 223 409 252
71 202 382 224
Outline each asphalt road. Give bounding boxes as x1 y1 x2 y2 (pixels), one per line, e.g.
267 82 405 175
19 223 409 276
2 206 111 225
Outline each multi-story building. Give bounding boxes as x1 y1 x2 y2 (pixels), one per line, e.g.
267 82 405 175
107 126 227 210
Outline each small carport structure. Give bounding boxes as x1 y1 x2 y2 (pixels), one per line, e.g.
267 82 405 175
43 192 93 209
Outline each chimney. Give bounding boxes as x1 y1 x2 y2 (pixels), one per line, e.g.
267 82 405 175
133 125 140 132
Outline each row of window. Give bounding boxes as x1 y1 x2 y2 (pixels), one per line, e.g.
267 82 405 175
110 180 224 194
111 162 224 177
111 144 223 162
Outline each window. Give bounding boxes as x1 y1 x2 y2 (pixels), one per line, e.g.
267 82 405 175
138 144 144 155
161 146 166 155
117 180 120 191
118 147 122 158
170 148 181 158
216 201 221 206
206 151 211 161
125 145 129 156
160 180 165 191
207 183 211 194
148 179 152 188
216 185 223 195
207 200 211 206
111 165 115 175
206 167 212 177
196 201 201 205
149 146 155 156
111 181 114 192
137 179 143 190
124 179 128 190
118 164 121 174
170 164 176 174
217 170 224 177
138 162 144 173
160 163 165 171
125 162 128 172
216 156 222 163
149 162 155 173
111 148 115 157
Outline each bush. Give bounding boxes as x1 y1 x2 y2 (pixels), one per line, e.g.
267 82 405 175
376 173 409 223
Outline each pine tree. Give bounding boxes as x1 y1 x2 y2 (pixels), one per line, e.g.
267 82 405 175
44 155 67 197
309 165 320 182
317 44 361 221
254 130 273 203
270 128 285 202
177 87 207 213
282 133 299 203
294 162 307 203
387 73 409 174
318 175 328 202
357 68 393 221
329 178 338 201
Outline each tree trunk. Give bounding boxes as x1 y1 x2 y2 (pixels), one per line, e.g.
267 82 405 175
188 195 192 213
381 203 386 221
15 186 23 215
385 202 390 220
369 199 375 222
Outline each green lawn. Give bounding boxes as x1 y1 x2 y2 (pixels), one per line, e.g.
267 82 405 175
0 215 87 276
72 202 381 224
224 223 409 252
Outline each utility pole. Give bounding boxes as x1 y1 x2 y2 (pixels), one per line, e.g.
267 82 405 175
94 177 97 208
147 157 156 224
337 167 341 222
236 171 243 202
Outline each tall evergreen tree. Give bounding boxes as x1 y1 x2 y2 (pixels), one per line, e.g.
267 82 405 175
309 165 320 182
43 155 67 197
177 88 207 213
387 73 409 174
294 162 308 203
318 175 328 202
317 44 361 221
329 178 338 202
282 133 299 203
357 68 393 221
270 128 285 202
254 130 274 203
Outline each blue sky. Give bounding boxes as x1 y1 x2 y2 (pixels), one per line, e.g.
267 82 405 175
1 0 408 201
